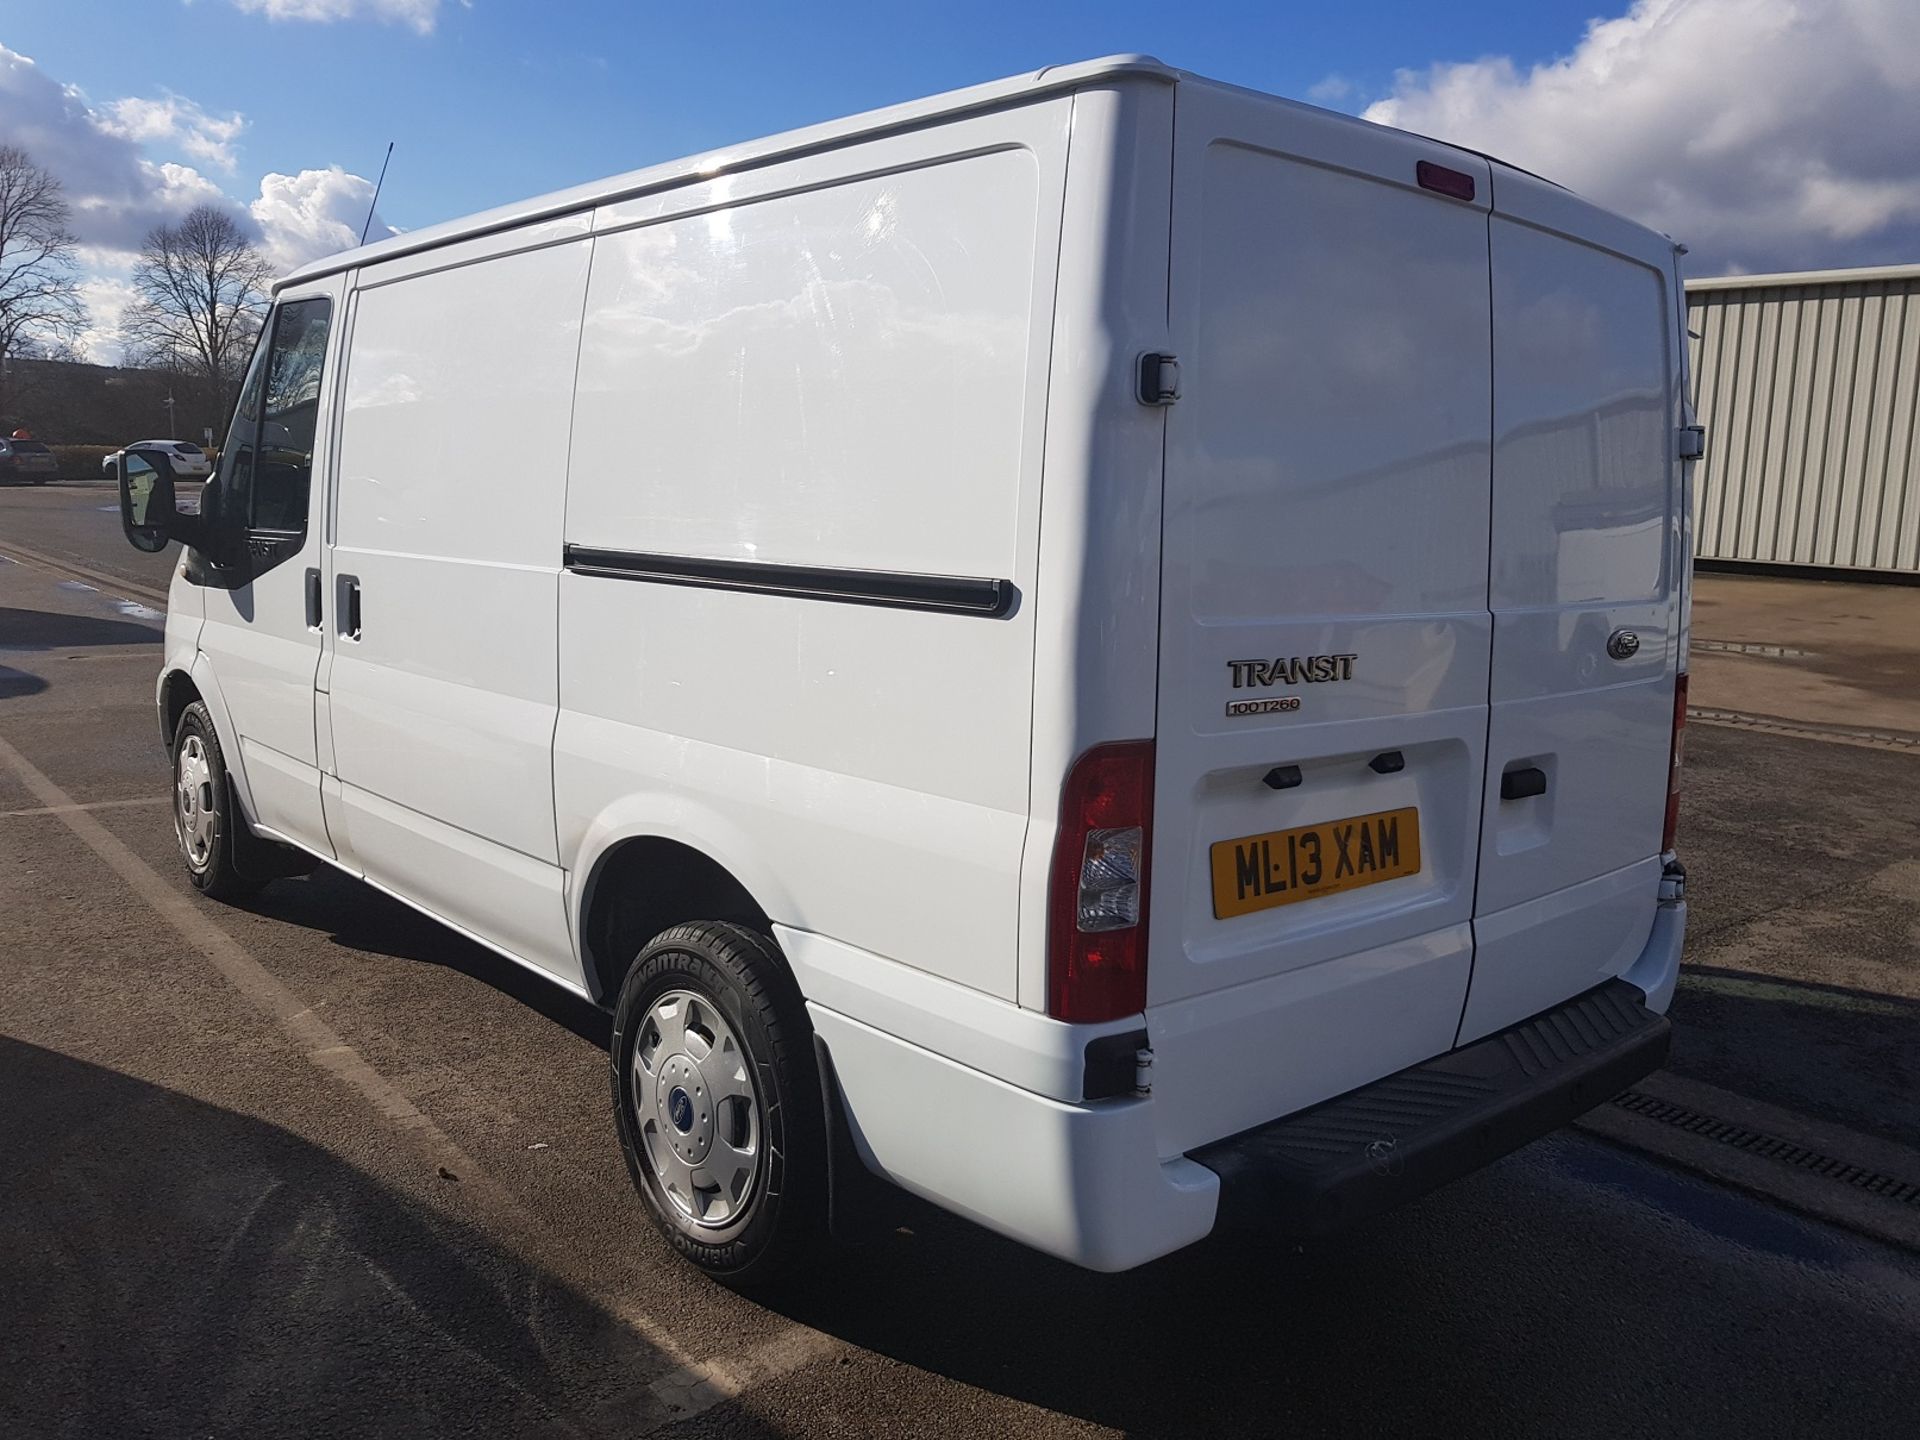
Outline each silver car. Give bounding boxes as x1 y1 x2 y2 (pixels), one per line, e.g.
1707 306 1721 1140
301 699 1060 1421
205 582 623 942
104 440 214 479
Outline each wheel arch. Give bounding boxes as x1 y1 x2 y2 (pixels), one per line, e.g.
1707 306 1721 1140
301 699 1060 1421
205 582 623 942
157 668 200 749
575 817 795 1007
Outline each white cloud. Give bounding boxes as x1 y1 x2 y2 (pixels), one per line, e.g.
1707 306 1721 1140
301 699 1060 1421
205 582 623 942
0 44 250 259
74 274 140 363
251 166 399 272
228 0 453 35
1362 0 1920 275
100 94 246 173
1 45 392 362
1306 74 1355 105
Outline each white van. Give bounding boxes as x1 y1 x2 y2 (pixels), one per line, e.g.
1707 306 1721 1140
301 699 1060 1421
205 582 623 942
119 56 1692 1283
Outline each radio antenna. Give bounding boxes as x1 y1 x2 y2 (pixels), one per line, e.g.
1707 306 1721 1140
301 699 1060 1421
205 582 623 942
361 141 395 245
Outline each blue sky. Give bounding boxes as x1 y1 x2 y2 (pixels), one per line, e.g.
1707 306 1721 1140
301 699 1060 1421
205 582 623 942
5 0 1918 359
8 0 1608 236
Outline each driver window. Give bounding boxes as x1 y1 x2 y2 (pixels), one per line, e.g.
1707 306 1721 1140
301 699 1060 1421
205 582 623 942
252 297 332 535
212 324 271 536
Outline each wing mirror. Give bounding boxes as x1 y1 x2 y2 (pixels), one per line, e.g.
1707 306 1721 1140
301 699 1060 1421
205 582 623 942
117 446 204 554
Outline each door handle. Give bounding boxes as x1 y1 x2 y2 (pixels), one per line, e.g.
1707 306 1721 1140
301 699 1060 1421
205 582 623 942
304 567 323 629
337 575 362 640
1500 766 1548 801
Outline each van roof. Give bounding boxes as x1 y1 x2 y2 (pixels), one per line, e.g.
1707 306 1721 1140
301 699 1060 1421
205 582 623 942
278 56 1650 293
277 55 1179 290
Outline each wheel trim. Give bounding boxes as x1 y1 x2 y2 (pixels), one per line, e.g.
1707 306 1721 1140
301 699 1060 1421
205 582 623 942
175 734 217 872
632 988 761 1230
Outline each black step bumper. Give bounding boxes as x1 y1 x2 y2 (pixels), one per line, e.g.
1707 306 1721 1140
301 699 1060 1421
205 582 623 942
1191 979 1670 1237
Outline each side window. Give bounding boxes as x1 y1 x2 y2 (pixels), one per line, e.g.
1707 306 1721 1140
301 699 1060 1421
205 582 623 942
251 297 333 536
211 326 271 539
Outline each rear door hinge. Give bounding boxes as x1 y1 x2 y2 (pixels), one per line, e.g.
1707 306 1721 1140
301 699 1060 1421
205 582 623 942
1137 352 1181 406
1134 1046 1155 1097
1677 424 1706 461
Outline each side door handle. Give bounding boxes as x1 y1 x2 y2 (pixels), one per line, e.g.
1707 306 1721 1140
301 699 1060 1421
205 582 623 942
304 567 323 629
336 575 362 640
1500 765 1548 801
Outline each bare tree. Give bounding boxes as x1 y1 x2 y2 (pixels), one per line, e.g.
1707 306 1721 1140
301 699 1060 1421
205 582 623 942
122 205 273 399
0 146 84 426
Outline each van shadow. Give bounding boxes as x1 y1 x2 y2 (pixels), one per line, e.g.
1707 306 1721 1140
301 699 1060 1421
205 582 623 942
245 866 611 1048
1667 964 1920 1150
0 1037 776 1437
0 604 162 649
759 1129 1920 1437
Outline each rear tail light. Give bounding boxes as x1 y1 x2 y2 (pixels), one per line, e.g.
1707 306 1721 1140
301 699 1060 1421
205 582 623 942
1048 741 1154 1023
1662 672 1687 852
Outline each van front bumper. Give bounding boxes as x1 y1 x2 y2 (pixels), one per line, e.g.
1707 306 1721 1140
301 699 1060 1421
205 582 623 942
1192 977 1671 1237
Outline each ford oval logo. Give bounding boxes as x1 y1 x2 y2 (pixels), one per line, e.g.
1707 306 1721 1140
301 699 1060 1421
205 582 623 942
668 1086 695 1133
1607 628 1641 661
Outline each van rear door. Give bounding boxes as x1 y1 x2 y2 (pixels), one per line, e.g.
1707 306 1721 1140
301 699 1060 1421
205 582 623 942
1459 165 1686 1043
1146 86 1496 1155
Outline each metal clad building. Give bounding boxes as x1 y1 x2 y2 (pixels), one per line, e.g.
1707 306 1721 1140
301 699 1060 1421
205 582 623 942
1687 263 1920 576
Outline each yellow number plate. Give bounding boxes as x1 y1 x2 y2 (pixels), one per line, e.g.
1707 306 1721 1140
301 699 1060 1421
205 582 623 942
1210 806 1421 920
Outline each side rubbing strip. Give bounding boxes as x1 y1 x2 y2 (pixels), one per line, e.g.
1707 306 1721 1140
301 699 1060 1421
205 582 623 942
562 545 1015 618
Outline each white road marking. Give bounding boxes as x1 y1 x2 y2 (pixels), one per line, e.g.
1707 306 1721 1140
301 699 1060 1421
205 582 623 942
0 541 172 608
0 729 837 1428
0 794 170 819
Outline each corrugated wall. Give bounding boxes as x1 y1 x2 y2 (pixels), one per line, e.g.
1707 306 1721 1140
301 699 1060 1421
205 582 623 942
1687 274 1920 574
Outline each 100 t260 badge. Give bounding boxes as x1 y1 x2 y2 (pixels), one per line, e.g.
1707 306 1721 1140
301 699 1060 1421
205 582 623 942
1226 695 1302 717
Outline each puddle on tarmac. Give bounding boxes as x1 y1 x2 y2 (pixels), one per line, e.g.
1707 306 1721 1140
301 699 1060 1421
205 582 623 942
1550 1137 1844 1268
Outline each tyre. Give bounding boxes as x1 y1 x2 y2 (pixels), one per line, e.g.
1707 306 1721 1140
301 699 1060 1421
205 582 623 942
610 921 825 1287
170 702 261 901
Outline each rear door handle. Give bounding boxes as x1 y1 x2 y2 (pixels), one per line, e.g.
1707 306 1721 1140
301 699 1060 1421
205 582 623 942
1500 766 1547 801
337 575 362 640
304 567 323 629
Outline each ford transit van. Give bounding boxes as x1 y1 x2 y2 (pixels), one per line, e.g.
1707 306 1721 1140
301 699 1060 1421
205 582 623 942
119 56 1692 1284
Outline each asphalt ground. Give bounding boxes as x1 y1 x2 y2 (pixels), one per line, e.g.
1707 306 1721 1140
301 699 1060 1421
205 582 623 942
4 480 1920 1437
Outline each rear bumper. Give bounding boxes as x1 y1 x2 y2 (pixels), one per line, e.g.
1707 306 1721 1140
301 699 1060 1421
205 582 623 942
1193 978 1670 1237
814 896 1683 1271
809 1004 1223 1272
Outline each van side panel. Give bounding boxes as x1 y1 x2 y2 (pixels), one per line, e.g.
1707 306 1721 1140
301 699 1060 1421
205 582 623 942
1013 79 1175 1012
556 104 1070 1001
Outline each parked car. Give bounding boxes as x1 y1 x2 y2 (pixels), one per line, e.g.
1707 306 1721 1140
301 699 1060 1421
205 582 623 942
0 436 58 483
115 56 1692 1287
104 441 212 479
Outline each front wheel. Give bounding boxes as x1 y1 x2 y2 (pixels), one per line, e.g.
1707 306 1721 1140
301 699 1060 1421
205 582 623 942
171 702 260 901
610 922 825 1288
